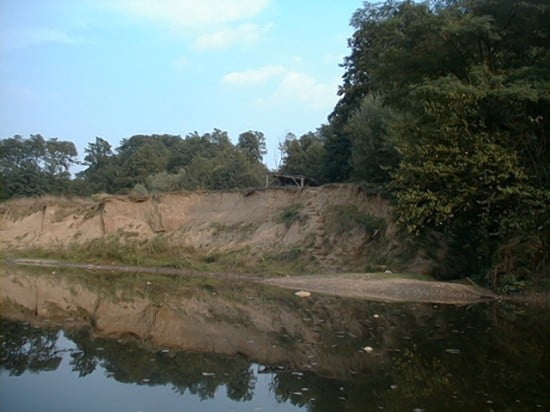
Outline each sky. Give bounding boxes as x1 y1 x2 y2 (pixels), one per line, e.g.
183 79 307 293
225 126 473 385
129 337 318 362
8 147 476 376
0 0 362 169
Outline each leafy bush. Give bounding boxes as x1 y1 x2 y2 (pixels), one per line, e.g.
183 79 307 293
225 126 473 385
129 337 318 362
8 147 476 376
276 204 303 227
325 205 386 235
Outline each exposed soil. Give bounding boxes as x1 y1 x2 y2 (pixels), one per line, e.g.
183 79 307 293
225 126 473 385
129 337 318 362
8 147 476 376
6 258 497 304
0 185 438 274
1 187 494 304
263 274 498 304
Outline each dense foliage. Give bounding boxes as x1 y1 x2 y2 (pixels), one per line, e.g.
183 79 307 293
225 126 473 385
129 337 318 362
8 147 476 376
329 0 549 283
1 131 268 198
278 131 327 182
0 134 78 199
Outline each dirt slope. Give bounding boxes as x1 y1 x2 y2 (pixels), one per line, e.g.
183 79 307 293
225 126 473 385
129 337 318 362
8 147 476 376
0 185 437 273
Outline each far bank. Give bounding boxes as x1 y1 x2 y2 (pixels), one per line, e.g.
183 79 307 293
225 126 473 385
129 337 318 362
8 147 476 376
0 184 442 277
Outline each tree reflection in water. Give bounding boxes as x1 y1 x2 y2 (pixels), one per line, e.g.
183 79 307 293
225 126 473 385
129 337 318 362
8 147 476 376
1 320 62 376
1 318 258 402
1 298 549 411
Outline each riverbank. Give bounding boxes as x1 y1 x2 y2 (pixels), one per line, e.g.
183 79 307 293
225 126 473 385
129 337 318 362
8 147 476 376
4 258 497 304
0 186 441 275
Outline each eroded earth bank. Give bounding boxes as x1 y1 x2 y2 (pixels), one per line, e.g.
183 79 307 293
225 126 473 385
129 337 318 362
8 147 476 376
0 185 433 274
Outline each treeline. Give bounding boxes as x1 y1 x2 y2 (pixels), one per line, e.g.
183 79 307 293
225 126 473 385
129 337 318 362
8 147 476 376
78 129 270 195
0 130 270 197
1 0 548 285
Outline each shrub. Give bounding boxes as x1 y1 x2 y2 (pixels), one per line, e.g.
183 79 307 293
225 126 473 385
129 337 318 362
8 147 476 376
276 204 303 227
325 205 386 235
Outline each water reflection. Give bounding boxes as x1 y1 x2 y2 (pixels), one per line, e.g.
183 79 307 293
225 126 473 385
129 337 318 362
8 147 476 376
1 320 62 375
1 267 549 411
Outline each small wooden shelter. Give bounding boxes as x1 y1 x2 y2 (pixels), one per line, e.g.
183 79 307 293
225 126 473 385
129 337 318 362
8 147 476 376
265 174 320 188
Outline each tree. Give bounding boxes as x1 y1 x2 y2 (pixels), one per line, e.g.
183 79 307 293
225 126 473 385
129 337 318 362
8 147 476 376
320 126 352 183
167 132 214 172
332 0 550 281
43 139 78 177
237 130 267 162
142 129 268 192
325 1 404 183
114 135 170 190
391 75 548 275
279 131 326 182
0 134 78 199
204 128 231 147
83 137 113 167
177 146 267 191
345 96 401 184
77 137 116 194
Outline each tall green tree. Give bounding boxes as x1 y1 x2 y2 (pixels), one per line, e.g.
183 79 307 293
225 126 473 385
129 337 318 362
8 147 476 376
345 96 401 184
114 135 170 190
334 0 549 280
1 134 78 199
141 129 268 192
167 132 214 172
43 139 78 177
279 131 326 182
237 130 267 162
77 137 116 194
391 75 548 275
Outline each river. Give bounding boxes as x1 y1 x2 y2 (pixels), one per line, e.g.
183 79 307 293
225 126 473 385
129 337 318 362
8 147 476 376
1 267 548 411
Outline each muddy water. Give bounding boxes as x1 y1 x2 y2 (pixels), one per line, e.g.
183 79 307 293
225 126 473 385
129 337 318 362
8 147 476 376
1 268 548 411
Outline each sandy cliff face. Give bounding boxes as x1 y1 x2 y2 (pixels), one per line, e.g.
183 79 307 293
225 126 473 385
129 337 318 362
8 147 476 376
0 185 433 273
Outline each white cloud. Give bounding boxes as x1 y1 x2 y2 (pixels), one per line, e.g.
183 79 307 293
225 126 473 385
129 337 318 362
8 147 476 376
108 0 270 28
194 23 271 50
106 0 271 50
268 71 339 111
1 27 89 51
224 65 338 111
222 65 285 85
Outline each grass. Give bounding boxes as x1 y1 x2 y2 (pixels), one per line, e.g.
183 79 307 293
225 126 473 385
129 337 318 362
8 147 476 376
324 204 386 236
276 204 304 227
209 222 258 239
5 231 321 277
2 226 438 283
4 232 432 279
258 247 318 276
8 234 193 269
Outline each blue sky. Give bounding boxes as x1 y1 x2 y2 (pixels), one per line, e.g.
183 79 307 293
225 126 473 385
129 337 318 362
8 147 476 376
0 0 362 169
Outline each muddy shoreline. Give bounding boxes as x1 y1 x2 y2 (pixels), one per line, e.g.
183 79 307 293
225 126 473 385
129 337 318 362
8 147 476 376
4 258 498 304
